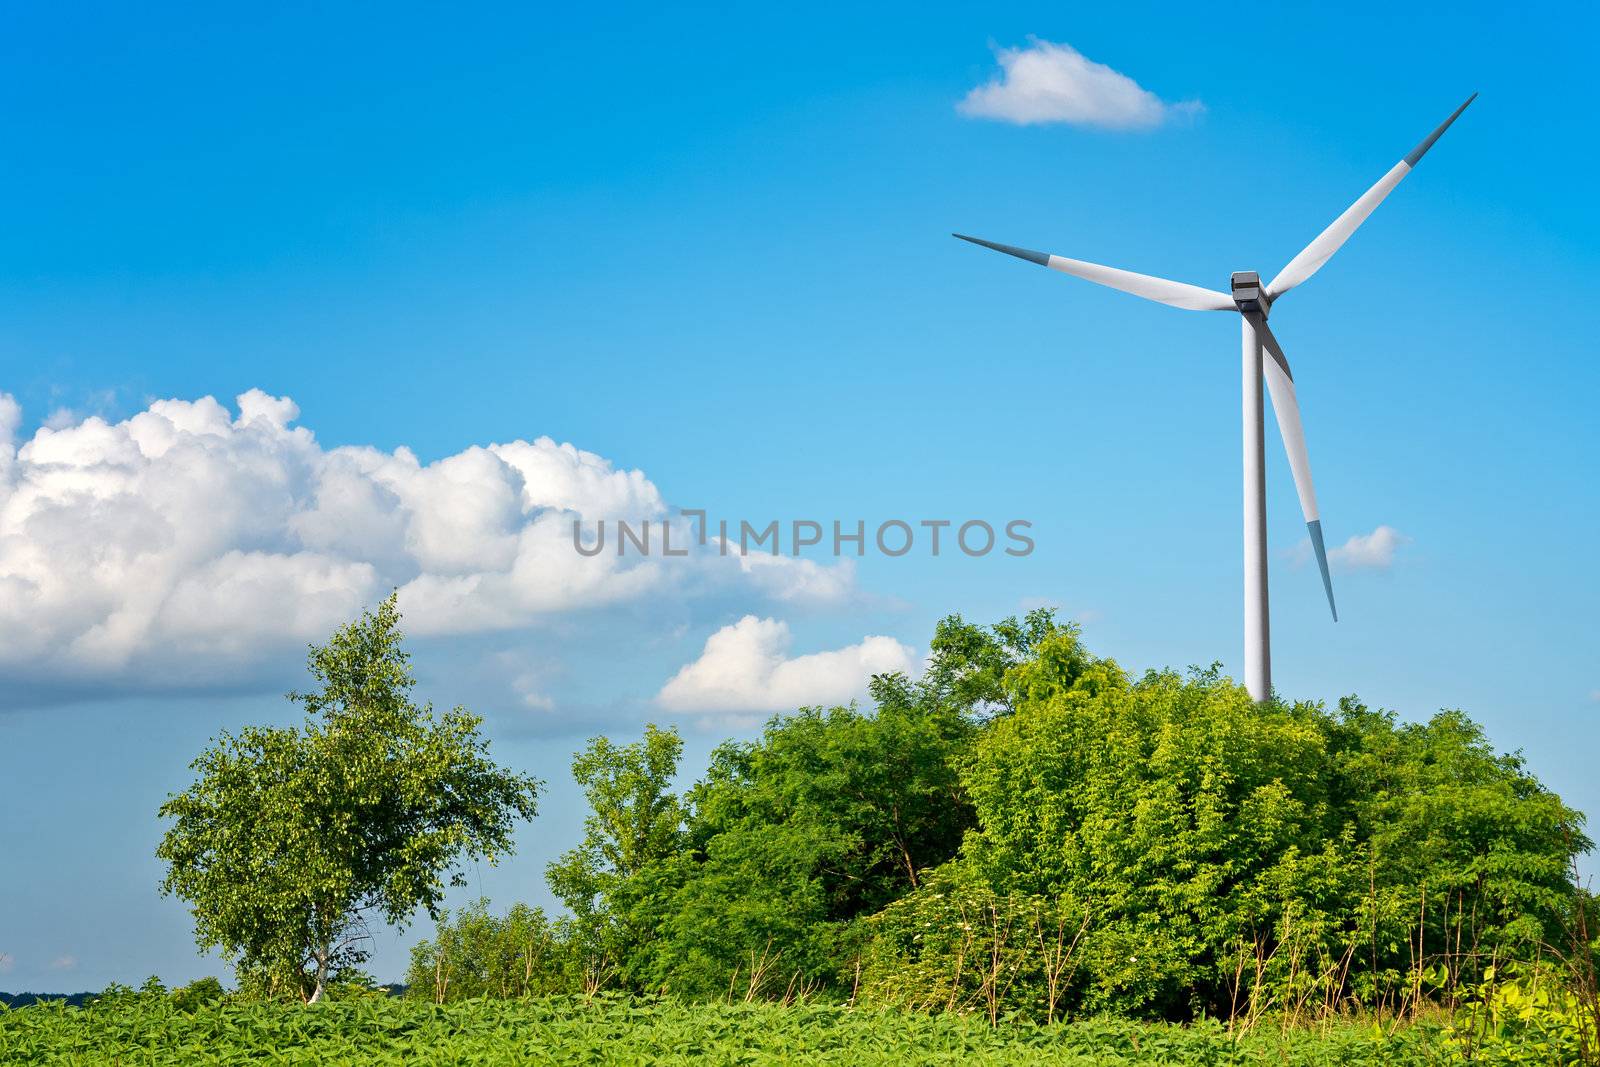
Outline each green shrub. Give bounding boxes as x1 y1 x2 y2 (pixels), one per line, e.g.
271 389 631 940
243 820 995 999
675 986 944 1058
169 976 225 1012
1440 963 1598 1064
860 629 1587 1022
405 898 577 1001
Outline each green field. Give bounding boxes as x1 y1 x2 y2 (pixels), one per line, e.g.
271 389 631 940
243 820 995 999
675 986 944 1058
0 995 1503 1066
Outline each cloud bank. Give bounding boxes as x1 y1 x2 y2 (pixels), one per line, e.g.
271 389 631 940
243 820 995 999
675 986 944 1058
656 615 917 717
959 39 1200 129
0 390 851 700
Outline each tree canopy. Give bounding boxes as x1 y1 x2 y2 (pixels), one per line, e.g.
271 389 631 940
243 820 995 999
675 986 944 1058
513 614 1589 1022
157 594 540 1001
156 602 1590 1026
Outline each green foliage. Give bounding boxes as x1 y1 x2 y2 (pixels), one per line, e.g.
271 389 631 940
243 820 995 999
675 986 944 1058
169 976 226 1013
546 724 687 992
1327 699 1588 997
405 899 575 1002
890 626 1590 1022
573 613 1054 1001
892 608 1063 719
0 994 1492 1065
156 593 540 1002
562 725 687 884
83 976 169 1009
953 638 1344 1018
515 610 1588 1028
858 866 1092 1024
1438 962 1599 1065
631 696 975 998
115 601 1592 1059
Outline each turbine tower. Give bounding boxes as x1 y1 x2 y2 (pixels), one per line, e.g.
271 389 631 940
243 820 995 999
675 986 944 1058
956 94 1474 702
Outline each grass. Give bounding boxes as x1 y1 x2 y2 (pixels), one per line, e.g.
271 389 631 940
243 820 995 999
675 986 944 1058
0 994 1477 1066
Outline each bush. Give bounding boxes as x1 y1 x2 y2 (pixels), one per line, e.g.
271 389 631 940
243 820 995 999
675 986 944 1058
857 868 1091 1024
405 899 576 1002
858 629 1588 1022
170 976 226 1012
1441 962 1599 1065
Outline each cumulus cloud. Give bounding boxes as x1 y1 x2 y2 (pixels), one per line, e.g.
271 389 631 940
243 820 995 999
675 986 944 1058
1328 525 1411 571
1289 524 1410 573
0 390 853 701
959 39 1200 128
656 615 917 717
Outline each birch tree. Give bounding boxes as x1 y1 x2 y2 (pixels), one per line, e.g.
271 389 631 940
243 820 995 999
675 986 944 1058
157 594 539 1002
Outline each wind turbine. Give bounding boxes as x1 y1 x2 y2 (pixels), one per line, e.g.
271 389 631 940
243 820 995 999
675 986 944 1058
955 94 1475 702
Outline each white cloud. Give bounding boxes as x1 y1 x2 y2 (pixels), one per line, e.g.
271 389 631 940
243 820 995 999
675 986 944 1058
958 39 1201 129
1328 525 1411 571
732 552 857 607
1289 524 1411 573
0 952 14 974
0 390 854 701
49 954 76 971
657 615 917 717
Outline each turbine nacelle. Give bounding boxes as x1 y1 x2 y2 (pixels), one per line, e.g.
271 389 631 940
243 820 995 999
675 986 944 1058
1231 271 1269 316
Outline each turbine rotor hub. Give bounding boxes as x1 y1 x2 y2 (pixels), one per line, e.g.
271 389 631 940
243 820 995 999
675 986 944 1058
1231 271 1269 316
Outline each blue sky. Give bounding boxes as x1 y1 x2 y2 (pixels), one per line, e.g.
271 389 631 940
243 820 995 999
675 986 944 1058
2 2 1597 991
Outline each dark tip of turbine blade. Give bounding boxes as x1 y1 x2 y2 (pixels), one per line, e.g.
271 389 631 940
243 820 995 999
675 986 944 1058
1403 93 1477 167
952 233 1050 267
1308 520 1338 622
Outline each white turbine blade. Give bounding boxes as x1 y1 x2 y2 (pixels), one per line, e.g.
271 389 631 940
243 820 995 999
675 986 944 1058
953 234 1234 311
1267 94 1476 299
1253 316 1338 621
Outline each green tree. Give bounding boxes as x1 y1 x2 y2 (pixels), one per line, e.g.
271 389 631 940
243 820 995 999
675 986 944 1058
873 608 1062 720
1327 699 1589 1006
633 696 976 998
689 699 972 916
157 594 540 1002
564 613 1050 999
546 724 686 991
955 639 1338 1017
867 626 1588 1021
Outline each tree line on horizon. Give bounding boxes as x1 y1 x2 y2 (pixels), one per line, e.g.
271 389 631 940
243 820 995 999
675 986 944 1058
150 595 1599 1041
